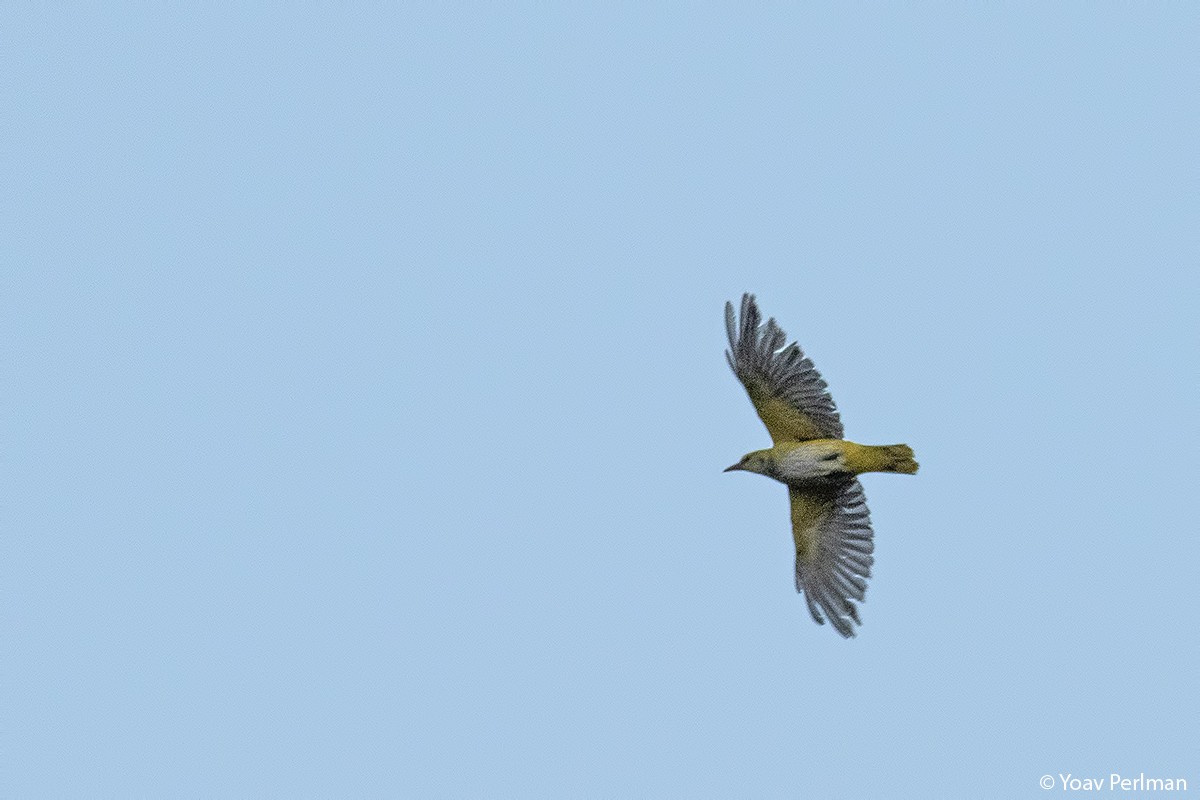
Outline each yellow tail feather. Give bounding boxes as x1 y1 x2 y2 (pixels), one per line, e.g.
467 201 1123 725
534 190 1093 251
875 444 919 474
842 442 919 475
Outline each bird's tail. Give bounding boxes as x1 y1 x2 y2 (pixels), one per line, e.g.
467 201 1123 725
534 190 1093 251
871 444 919 474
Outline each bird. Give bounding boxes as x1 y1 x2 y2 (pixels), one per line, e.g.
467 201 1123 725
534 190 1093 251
723 293 917 637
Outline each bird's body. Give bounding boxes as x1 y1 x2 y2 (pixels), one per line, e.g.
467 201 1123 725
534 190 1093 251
729 439 918 490
723 294 917 638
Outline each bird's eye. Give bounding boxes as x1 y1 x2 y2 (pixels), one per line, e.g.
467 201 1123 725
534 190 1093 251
821 452 839 461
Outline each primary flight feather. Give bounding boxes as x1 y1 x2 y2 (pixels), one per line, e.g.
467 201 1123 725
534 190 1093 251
724 294 917 638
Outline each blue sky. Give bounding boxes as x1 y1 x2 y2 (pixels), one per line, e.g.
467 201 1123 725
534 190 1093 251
5 5 1197 797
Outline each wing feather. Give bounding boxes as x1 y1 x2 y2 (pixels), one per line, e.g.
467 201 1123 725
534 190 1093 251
725 294 843 443
789 480 874 638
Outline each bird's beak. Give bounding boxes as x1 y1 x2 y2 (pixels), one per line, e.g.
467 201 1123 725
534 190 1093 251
723 463 743 473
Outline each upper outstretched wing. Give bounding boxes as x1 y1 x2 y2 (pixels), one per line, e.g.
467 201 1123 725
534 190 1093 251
725 294 843 443
789 481 874 638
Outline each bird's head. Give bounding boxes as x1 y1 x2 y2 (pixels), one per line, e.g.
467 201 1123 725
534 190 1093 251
724 449 777 477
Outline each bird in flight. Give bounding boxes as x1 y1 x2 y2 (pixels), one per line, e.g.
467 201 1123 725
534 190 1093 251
724 294 917 637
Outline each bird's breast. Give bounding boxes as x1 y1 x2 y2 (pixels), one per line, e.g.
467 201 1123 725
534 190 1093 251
776 440 854 489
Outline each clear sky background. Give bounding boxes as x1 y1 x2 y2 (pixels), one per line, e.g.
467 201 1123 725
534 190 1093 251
5 5 1197 798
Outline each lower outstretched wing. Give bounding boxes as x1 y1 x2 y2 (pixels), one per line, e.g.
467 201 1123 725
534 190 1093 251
789 480 874 638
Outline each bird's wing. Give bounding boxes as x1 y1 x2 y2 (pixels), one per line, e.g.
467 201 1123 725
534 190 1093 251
789 481 873 638
725 294 843 443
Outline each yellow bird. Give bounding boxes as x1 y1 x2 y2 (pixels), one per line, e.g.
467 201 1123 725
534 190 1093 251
724 294 917 637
